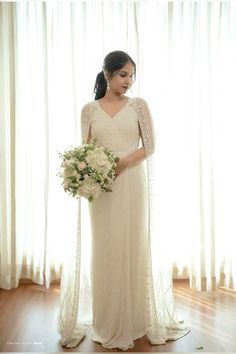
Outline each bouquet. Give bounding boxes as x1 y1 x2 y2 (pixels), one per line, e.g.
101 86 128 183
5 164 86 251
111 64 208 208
58 139 119 202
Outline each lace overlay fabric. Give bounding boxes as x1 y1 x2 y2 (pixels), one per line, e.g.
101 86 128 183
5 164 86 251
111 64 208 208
58 97 190 350
130 97 155 157
80 103 98 143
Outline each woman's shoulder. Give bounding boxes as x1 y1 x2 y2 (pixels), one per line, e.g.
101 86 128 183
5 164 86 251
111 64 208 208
81 100 98 117
129 96 149 109
81 100 97 111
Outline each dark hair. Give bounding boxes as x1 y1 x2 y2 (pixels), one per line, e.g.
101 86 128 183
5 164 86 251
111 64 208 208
93 50 136 100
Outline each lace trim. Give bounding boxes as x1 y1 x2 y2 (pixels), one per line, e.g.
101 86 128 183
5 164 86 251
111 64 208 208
81 102 97 143
130 97 155 157
57 199 86 348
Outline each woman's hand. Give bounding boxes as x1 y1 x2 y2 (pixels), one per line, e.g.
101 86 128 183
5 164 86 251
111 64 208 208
114 146 146 177
114 158 128 177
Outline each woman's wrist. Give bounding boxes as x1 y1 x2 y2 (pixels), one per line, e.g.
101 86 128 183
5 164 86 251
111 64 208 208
123 157 131 168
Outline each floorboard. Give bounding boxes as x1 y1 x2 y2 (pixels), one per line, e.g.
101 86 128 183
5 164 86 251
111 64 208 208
0 280 235 352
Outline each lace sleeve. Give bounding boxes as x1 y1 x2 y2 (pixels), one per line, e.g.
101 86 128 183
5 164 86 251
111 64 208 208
130 97 155 157
81 102 95 144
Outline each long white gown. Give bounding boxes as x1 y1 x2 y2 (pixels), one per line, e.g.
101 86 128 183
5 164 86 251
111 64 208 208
58 97 190 350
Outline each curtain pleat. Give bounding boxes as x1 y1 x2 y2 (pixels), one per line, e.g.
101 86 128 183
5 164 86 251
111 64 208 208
0 3 17 289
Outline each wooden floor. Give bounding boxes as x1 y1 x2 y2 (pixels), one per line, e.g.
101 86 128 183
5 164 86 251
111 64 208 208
0 280 236 352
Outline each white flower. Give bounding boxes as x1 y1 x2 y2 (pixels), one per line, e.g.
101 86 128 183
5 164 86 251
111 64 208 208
78 161 86 170
70 171 81 183
85 149 112 172
68 157 77 164
79 178 102 199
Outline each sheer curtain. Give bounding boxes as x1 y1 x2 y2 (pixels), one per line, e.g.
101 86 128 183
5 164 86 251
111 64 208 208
0 0 236 291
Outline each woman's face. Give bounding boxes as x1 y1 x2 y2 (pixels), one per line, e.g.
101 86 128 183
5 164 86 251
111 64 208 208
106 62 135 95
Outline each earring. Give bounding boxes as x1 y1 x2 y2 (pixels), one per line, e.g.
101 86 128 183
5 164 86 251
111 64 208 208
107 80 110 89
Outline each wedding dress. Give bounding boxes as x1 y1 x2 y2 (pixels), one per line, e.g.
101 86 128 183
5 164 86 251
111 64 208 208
58 97 190 350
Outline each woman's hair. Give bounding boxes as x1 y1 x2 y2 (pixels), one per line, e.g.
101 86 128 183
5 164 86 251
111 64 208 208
93 50 136 100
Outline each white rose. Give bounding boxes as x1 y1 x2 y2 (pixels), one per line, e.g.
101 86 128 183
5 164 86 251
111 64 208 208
85 150 111 173
78 177 102 199
78 161 86 170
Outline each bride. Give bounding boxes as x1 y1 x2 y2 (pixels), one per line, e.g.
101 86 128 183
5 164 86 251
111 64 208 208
58 50 190 350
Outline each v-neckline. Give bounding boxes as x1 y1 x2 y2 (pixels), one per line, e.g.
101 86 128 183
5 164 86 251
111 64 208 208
97 98 130 119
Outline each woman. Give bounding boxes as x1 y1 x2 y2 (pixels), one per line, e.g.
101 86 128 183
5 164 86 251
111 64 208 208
58 51 189 350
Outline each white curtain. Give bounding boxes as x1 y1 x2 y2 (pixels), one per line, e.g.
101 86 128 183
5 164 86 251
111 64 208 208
1 0 236 291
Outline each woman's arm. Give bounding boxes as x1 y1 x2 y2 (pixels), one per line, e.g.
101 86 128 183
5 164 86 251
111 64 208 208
115 146 146 176
86 126 92 144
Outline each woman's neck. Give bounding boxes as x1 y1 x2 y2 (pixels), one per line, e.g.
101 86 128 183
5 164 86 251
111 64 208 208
103 90 126 102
